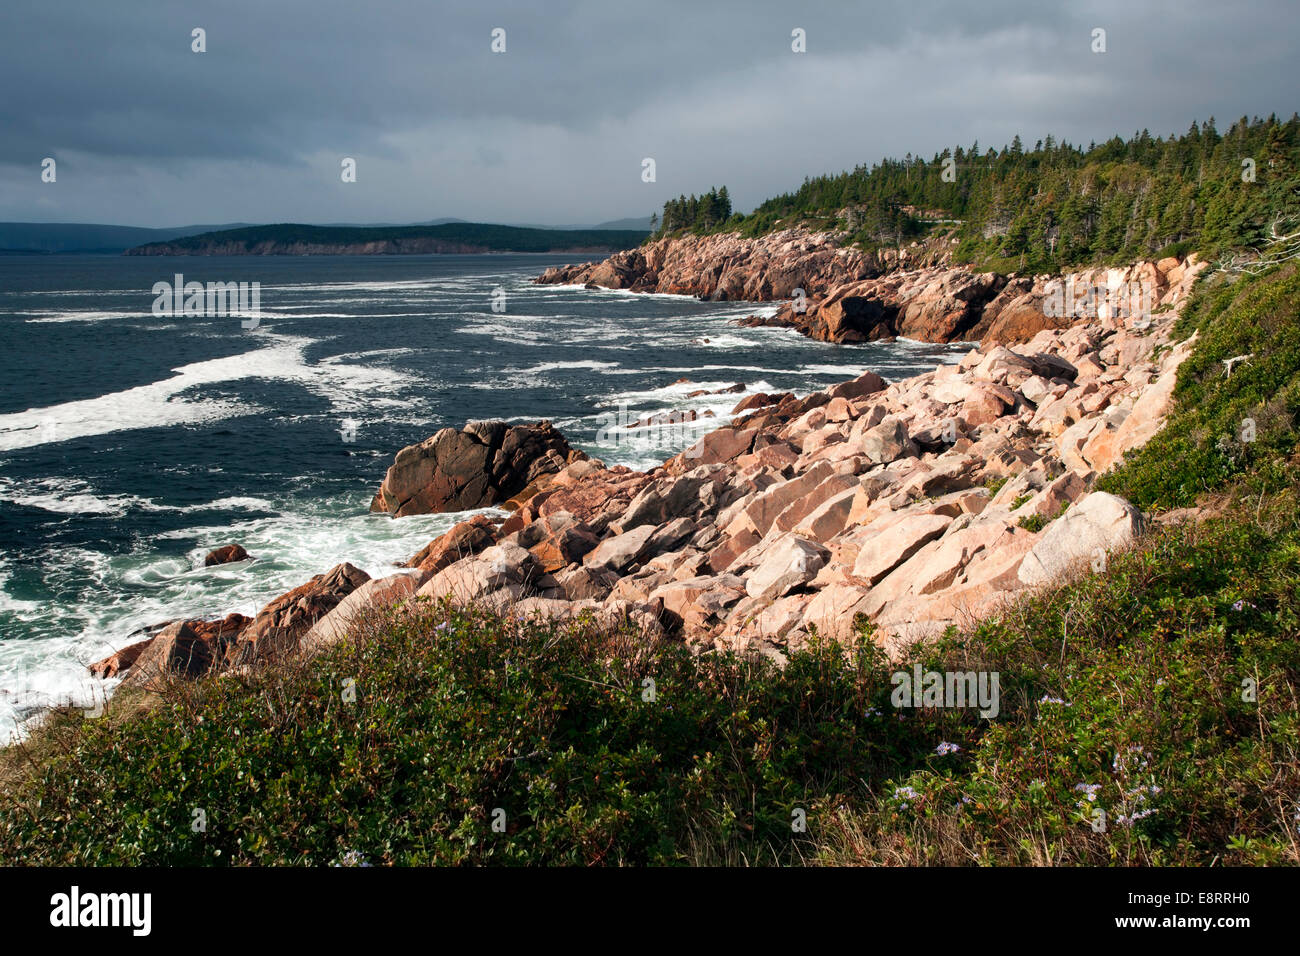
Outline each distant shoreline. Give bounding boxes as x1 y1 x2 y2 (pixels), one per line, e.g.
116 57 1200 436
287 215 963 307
0 250 617 258
125 222 647 257
123 247 629 257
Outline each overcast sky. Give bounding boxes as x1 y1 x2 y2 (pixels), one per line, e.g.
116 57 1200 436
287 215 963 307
1 0 1297 228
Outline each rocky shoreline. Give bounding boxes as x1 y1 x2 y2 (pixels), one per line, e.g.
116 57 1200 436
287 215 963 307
91 243 1207 690
536 227 1198 348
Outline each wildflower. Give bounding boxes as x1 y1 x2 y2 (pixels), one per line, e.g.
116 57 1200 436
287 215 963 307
892 785 919 810
1074 782 1102 802
935 741 961 756
1038 695 1070 706
1113 746 1149 773
1117 807 1157 827
333 850 372 867
1231 600 1256 612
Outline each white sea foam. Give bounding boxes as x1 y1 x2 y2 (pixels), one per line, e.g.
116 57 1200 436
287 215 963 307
26 309 153 324
798 363 875 377
0 265 973 739
0 332 416 451
0 495 503 739
514 359 621 374
0 477 280 518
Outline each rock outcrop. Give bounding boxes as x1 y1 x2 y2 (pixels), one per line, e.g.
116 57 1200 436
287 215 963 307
299 573 423 655
97 612 251 684
405 514 499 573
537 226 1197 349
411 254 1204 661
225 563 371 665
93 252 1207 688
1017 492 1144 586
370 420 586 517
535 227 950 301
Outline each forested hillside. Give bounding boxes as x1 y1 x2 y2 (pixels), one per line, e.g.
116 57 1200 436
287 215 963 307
655 114 1300 273
126 222 650 256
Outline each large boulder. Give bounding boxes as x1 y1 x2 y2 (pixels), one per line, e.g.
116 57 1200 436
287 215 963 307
1018 492 1143 586
406 514 498 574
675 426 757 470
584 524 659 572
300 573 421 655
418 542 540 605
852 513 952 585
978 292 1073 344
614 474 712 530
815 296 896 343
88 638 153 679
746 536 829 602
528 518 601 573
802 583 873 642
121 622 218 689
204 544 250 567
226 563 371 665
827 370 887 401
532 467 654 534
854 416 913 465
93 613 250 680
896 271 1005 341
370 420 582 517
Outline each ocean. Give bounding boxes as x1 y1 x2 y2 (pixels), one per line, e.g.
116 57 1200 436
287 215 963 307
0 253 968 735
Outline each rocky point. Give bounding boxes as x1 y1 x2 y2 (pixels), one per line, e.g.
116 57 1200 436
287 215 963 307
536 227 1198 349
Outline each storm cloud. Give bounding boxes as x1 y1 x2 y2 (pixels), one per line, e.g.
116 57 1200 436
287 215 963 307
1 0 1296 226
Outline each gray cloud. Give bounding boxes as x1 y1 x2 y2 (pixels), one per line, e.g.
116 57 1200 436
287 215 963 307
0 0 1296 226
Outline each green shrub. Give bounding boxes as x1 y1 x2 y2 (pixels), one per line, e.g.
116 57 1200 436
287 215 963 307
0 604 971 866
817 484 1300 865
1099 263 1300 509
5 474 1298 868
1016 512 1047 532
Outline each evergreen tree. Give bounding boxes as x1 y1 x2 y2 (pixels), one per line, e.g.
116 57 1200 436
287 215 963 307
720 116 1300 271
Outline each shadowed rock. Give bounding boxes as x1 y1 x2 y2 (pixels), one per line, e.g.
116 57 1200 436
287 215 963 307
370 420 584 517
226 563 370 665
204 543 250 566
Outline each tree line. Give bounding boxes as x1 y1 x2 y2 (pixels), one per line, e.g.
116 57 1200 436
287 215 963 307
653 186 732 234
654 114 1300 272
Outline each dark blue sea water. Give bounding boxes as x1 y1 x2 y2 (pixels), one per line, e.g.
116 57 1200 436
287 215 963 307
0 253 966 733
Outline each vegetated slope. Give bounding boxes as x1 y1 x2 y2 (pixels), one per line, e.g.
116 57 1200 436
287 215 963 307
1096 262 1300 507
657 114 1300 274
2 265 1298 866
821 262 1300 865
124 222 651 255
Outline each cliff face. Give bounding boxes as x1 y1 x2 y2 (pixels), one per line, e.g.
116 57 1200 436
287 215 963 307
536 228 1198 348
535 227 943 299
